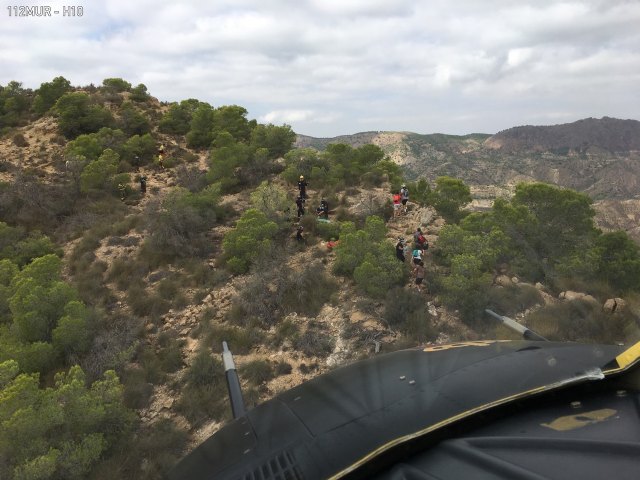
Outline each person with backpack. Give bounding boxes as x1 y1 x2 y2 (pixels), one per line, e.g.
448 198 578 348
392 191 402 217
296 195 305 218
414 228 427 249
395 237 406 262
400 184 409 213
298 175 308 199
412 245 424 265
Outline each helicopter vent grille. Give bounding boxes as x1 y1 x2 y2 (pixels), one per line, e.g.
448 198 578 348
243 451 303 480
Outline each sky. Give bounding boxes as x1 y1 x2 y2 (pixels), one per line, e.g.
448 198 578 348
1 0 639 137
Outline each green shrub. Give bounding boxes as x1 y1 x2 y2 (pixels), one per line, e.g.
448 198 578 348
33 76 71 115
440 254 493 323
80 148 120 193
176 383 229 427
228 259 336 328
487 284 543 317
274 361 292 376
138 346 165 384
527 300 635 344
12 133 28 147
273 318 299 347
333 217 405 297
107 257 150 291
222 208 279 274
159 99 201 135
129 83 150 102
55 92 115 138
122 366 153 409
159 342 184 373
143 185 222 262
203 324 263 355
239 359 274 386
383 287 435 343
293 322 335 357
431 176 471 224
102 78 131 93
176 352 229 426
250 181 290 221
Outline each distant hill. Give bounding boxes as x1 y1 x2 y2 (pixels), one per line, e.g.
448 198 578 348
484 117 640 153
296 118 640 241
295 118 640 199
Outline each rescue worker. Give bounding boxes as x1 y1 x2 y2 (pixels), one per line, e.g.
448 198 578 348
317 198 329 219
296 195 305 218
298 175 308 199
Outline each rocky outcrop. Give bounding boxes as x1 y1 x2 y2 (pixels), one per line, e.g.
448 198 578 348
559 291 598 304
603 298 626 313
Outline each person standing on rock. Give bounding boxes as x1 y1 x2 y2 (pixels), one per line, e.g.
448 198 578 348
400 184 409 213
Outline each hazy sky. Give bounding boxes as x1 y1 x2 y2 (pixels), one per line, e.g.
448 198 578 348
2 0 639 137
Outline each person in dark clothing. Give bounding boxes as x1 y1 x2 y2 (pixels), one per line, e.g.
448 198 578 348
296 225 304 242
317 199 329 219
298 175 308 199
140 175 147 194
413 260 425 292
395 237 406 262
296 196 305 218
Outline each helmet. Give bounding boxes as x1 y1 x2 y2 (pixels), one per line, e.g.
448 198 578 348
401 184 406 188
300 175 304 180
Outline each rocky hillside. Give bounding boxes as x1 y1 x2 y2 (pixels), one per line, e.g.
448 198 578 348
2 79 639 480
296 117 640 241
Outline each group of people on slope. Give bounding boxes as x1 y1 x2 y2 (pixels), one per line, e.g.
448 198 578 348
396 227 428 292
392 184 410 217
295 175 330 221
294 175 331 243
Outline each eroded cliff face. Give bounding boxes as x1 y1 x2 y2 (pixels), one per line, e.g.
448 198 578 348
593 199 640 243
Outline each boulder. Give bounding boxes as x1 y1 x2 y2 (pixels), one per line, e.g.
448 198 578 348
560 291 598 304
603 298 616 313
603 298 627 313
494 275 512 287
